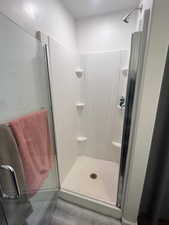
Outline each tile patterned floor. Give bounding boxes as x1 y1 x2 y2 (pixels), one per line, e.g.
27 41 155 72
37 197 121 225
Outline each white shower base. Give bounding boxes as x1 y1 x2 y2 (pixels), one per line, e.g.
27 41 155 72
62 156 119 205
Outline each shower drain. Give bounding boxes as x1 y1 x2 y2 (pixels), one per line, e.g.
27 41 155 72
89 173 98 179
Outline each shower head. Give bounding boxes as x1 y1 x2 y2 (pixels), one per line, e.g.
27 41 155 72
123 17 129 24
122 5 143 24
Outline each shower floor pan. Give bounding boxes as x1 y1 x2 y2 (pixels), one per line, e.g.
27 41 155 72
62 156 119 205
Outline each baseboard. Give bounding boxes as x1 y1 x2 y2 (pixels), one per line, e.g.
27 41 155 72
122 217 137 225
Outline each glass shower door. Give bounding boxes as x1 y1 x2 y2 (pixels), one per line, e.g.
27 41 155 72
0 12 58 225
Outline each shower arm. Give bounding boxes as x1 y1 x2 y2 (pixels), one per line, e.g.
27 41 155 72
122 5 143 23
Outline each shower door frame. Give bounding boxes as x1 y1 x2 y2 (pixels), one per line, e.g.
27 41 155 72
117 31 143 208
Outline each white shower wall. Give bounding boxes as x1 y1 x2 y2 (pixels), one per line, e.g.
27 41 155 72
0 0 77 51
74 10 136 163
76 11 137 53
48 41 129 185
46 8 135 188
49 38 80 183
79 51 129 162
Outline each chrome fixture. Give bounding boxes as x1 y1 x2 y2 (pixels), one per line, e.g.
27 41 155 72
123 5 143 23
0 165 21 199
119 96 125 109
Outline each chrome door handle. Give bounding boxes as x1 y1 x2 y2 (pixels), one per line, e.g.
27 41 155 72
0 165 21 199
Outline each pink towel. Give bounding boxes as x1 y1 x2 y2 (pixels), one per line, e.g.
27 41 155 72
10 110 53 194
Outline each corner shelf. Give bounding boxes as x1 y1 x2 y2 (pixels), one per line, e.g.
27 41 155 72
76 102 85 109
112 141 121 149
75 68 84 78
77 137 88 143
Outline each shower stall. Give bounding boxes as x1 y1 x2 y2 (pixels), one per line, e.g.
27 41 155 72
49 40 130 206
0 5 149 225
48 28 143 215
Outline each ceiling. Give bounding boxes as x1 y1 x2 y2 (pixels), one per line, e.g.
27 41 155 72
62 0 140 19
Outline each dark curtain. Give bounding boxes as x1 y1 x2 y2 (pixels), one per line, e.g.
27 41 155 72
138 47 169 225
